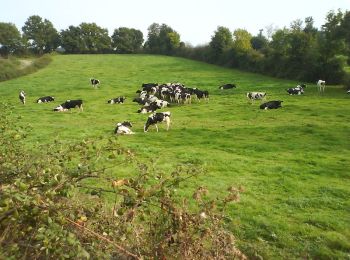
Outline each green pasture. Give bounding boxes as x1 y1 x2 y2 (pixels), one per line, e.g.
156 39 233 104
0 54 349 259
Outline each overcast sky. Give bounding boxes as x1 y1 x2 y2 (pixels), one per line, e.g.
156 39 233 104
1 0 349 46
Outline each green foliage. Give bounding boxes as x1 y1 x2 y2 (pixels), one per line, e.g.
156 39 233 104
22 15 60 55
209 26 233 60
111 27 144 54
0 23 22 57
144 23 181 55
79 23 111 54
0 54 51 82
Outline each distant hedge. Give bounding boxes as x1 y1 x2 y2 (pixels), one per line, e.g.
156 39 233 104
0 55 52 82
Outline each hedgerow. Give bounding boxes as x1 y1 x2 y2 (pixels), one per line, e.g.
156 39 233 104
0 103 246 259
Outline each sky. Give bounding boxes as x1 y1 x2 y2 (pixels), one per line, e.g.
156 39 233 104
1 0 349 46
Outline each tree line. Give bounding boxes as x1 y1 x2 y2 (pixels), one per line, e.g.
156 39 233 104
0 11 349 84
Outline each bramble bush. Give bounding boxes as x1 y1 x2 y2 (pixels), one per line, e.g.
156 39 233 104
0 103 246 259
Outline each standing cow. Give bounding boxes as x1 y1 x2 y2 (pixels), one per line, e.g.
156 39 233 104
90 78 100 88
19 90 26 104
317 80 326 93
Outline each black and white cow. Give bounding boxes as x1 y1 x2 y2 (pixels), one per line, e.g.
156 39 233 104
90 78 100 88
19 90 26 104
219 83 237 90
53 99 83 112
107 96 126 104
193 89 209 101
114 121 134 135
247 92 266 101
287 84 306 95
137 103 159 114
37 96 55 103
144 112 171 132
347 89 350 94
260 100 283 110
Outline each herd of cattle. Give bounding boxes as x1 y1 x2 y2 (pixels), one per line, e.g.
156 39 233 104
17 78 347 134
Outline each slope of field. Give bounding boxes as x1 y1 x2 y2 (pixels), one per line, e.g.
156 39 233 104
0 54 349 259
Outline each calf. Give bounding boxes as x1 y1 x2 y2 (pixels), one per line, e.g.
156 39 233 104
260 100 283 110
219 83 237 90
53 99 83 112
37 96 55 103
19 90 26 104
114 121 134 135
317 80 326 93
107 96 126 104
90 78 100 88
247 92 266 101
144 112 171 132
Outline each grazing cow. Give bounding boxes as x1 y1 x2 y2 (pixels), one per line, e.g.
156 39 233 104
53 99 83 112
193 89 209 102
317 80 326 93
260 100 283 110
114 121 134 135
107 96 126 104
144 112 171 132
37 96 55 103
219 83 237 90
247 92 267 101
347 89 350 94
19 90 26 104
90 78 100 88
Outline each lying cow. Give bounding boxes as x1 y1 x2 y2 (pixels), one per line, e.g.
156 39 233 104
219 83 237 90
114 121 134 135
37 96 55 103
137 103 159 114
287 84 306 95
19 90 26 105
53 99 83 112
90 78 100 88
107 96 126 104
144 112 171 132
260 100 283 110
247 92 266 101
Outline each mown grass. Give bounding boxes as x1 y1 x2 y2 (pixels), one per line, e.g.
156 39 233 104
0 54 349 259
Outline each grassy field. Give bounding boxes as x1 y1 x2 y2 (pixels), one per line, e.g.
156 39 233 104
1 54 349 259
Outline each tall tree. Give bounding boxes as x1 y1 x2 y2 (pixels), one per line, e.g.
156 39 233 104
22 15 60 54
144 23 180 55
209 26 233 59
60 26 85 53
232 29 252 52
0 23 21 57
79 23 111 53
111 27 143 54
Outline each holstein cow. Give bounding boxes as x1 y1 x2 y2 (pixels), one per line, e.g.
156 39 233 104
107 96 126 104
247 92 267 101
317 80 326 93
347 89 350 94
90 78 100 88
37 96 55 103
219 83 237 90
144 112 171 132
114 121 134 135
19 90 26 104
260 100 283 110
53 99 83 112
286 84 306 95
